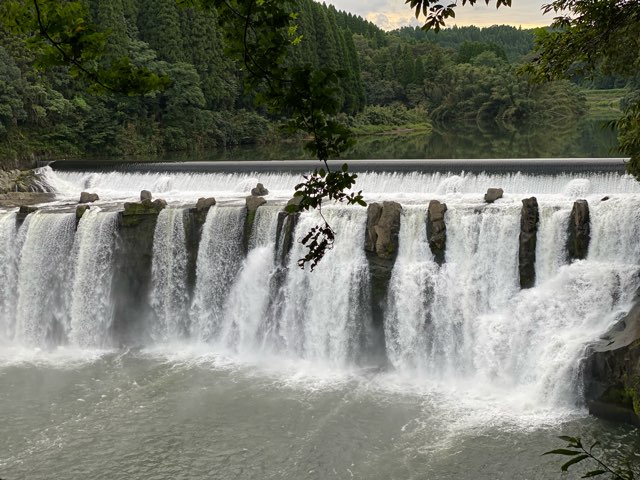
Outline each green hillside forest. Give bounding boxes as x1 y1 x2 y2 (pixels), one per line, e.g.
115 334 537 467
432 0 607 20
0 0 626 165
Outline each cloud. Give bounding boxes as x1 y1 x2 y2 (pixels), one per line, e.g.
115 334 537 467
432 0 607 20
325 0 550 30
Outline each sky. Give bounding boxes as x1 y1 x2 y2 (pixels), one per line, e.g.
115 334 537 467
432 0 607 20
325 1 550 31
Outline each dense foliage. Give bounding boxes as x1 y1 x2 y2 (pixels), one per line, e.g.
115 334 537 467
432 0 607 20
0 0 592 165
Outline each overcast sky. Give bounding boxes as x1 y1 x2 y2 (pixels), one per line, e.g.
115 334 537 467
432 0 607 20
325 1 550 30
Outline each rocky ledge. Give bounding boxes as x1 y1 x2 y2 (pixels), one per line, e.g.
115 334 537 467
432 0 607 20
583 300 640 426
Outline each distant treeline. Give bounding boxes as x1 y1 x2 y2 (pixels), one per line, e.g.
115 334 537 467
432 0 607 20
0 0 623 164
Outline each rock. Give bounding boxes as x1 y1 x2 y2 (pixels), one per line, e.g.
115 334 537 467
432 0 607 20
140 190 152 201
519 197 539 289
245 195 266 212
122 199 167 226
583 301 640 426
245 196 267 252
567 199 590 261
79 191 99 204
0 192 56 208
601 196 610 202
18 205 38 216
365 201 402 260
426 200 447 266
76 205 90 220
484 188 504 203
251 183 269 196
195 197 216 211
286 195 303 213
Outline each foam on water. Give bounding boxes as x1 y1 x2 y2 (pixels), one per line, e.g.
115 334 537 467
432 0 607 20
41 166 640 204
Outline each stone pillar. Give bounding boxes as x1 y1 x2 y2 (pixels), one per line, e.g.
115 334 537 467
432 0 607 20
426 200 447 266
364 201 402 365
244 195 266 253
519 197 539 289
567 199 590 261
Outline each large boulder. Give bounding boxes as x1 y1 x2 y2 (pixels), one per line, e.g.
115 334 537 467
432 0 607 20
122 198 167 226
79 191 99 204
567 199 590 261
519 197 539 289
583 301 640 426
366 201 402 260
484 188 504 203
246 195 266 212
426 200 447 266
251 183 269 196
195 197 216 211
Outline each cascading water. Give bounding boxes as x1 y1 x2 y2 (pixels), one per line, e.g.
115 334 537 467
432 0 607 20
14 212 77 346
534 203 571 284
67 209 119 348
276 207 371 365
190 206 246 341
3 169 640 414
150 208 190 341
218 206 280 353
0 212 18 340
385 207 438 370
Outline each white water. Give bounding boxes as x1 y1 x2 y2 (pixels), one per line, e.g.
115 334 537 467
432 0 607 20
0 212 18 340
41 167 640 205
68 209 119 347
275 207 371 365
218 206 280 353
150 208 190 341
3 170 640 423
190 206 246 341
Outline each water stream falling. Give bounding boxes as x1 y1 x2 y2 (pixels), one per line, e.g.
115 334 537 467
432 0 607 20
68 209 119 348
1 169 639 417
150 208 190 341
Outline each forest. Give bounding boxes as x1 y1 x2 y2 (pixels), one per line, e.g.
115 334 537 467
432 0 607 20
0 0 616 163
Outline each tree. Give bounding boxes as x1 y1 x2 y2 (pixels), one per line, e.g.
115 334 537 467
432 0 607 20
408 0 640 177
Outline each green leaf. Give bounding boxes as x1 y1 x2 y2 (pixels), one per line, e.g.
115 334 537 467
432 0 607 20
561 454 589 471
543 449 582 456
582 471 607 478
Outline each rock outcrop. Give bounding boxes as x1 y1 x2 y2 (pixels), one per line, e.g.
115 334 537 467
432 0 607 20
0 192 55 208
365 201 402 365
484 188 504 203
426 200 447 266
251 183 269 196
519 197 539 289
244 195 267 251
140 190 152 202
583 301 640 426
365 201 402 260
122 199 167 227
567 199 590 261
0 169 45 194
79 191 99 204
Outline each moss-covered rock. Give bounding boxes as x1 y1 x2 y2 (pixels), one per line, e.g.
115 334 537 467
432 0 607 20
519 197 539 289
122 199 167 226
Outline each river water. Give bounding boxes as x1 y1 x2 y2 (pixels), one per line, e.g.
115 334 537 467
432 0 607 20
1 162 640 479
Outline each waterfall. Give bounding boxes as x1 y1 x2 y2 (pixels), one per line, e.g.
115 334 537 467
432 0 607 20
4 166 640 416
0 212 18 340
276 206 370 365
385 207 439 370
150 208 190 341
218 206 280 353
534 203 571 284
190 206 246 341
14 212 77 346
68 209 119 348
